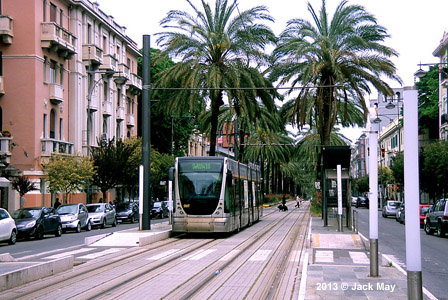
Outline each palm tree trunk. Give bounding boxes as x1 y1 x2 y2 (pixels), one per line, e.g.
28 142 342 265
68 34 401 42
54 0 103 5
209 90 224 156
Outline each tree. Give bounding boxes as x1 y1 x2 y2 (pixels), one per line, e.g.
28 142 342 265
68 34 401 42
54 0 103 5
155 0 277 156
416 65 440 139
354 175 369 195
272 0 401 146
11 176 38 197
43 155 95 204
420 141 448 200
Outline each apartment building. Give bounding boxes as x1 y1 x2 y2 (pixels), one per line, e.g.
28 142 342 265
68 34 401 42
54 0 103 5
0 0 141 211
433 30 448 141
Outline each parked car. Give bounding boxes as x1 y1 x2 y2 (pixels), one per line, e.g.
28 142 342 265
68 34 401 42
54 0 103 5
56 203 91 233
0 208 17 245
351 196 358 206
424 199 448 237
419 204 431 228
382 201 401 218
151 201 168 219
12 207 62 239
356 196 369 208
115 202 139 223
86 203 117 228
396 202 404 222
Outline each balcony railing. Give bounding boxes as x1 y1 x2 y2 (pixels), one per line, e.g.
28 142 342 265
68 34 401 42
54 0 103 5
88 92 99 112
41 138 74 156
0 15 13 44
126 113 135 127
49 83 64 104
102 101 113 116
41 22 76 59
82 44 103 65
114 63 130 84
116 106 125 120
127 73 142 94
0 76 4 96
99 54 117 72
0 136 12 163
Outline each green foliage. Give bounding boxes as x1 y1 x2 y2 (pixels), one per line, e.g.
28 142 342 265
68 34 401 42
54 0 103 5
354 175 369 195
416 65 439 139
43 155 95 203
11 176 38 197
379 166 394 185
150 149 175 200
390 152 404 186
420 141 448 199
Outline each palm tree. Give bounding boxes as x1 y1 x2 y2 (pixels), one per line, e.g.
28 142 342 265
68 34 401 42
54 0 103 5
155 0 277 156
271 0 401 146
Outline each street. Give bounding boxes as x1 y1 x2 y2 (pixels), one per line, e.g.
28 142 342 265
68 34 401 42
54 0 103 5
355 207 448 300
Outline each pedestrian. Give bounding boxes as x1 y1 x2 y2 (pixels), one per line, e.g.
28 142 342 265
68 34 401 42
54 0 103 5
296 195 301 208
282 194 286 206
54 198 61 209
99 198 103 203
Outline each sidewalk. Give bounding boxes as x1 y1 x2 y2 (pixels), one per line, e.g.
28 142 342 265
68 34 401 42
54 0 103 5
301 216 434 300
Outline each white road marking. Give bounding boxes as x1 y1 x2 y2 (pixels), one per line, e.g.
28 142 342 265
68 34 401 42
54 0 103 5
349 251 369 264
78 248 125 259
181 249 216 261
44 248 95 260
290 250 301 262
315 250 334 263
298 253 309 300
248 250 272 262
147 249 185 260
219 250 240 261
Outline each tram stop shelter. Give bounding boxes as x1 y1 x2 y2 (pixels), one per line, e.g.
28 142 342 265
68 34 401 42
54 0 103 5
320 146 352 228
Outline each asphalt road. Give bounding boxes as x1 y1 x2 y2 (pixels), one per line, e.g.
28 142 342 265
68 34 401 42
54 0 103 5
0 217 167 260
355 207 447 300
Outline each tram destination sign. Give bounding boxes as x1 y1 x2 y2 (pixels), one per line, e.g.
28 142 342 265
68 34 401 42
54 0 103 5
179 160 223 173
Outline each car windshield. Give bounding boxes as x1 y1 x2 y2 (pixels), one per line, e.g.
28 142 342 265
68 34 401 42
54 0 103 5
12 209 41 219
153 202 161 208
116 203 131 211
56 205 77 215
388 201 399 207
421 206 430 215
87 205 103 213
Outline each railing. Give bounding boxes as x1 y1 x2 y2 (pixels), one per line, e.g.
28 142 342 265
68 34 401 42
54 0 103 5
49 83 64 104
102 101 113 116
100 54 117 72
128 73 142 91
41 22 76 54
41 138 74 155
82 44 103 64
126 113 135 127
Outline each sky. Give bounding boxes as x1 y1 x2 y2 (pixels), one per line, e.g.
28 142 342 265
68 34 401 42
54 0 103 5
95 0 448 142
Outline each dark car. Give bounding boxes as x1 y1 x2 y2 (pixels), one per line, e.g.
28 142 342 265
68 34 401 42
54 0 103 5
151 201 169 219
56 203 91 233
356 196 369 208
12 207 62 240
396 202 404 222
424 199 448 237
115 202 139 223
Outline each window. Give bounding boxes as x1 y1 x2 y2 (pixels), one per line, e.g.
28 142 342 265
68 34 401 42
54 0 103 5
87 23 92 44
59 118 63 140
59 9 63 27
43 114 47 138
126 97 131 112
50 109 56 138
103 81 108 101
50 3 57 23
43 56 47 82
102 116 108 135
0 52 3 76
117 88 121 106
59 64 64 84
49 60 57 83
116 120 121 138
43 0 47 21
116 45 120 62
102 36 107 54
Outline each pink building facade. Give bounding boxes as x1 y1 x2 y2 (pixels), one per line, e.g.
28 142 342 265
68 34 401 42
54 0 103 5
0 0 141 211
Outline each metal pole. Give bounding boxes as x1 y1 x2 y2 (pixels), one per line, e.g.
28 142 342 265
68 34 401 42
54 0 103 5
368 126 379 277
142 35 151 230
403 86 423 300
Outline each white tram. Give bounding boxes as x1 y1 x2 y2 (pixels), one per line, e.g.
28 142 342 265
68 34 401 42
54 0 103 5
169 157 262 233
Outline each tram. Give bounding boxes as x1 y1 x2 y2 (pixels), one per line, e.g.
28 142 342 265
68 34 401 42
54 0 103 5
169 156 262 233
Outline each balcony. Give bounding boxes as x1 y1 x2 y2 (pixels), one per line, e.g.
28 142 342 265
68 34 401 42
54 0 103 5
116 106 125 120
49 83 64 104
127 73 142 94
0 15 13 44
41 23 76 59
88 92 99 112
126 113 135 127
99 54 117 72
114 63 130 84
41 138 74 156
0 76 4 96
82 44 103 66
0 136 12 163
102 101 113 116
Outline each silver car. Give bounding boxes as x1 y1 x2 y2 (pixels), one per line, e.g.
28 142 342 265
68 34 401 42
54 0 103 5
382 201 401 218
86 203 117 228
56 203 91 233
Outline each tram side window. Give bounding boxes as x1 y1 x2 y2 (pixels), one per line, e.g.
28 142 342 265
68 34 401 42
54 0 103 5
224 173 232 213
234 177 240 213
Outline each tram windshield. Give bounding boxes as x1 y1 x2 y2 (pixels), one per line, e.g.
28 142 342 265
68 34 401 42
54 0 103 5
178 160 223 215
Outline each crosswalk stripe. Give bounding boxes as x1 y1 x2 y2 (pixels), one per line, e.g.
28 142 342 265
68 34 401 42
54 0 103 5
44 248 95 260
219 250 240 261
78 248 126 260
147 249 185 260
248 250 272 262
349 251 369 264
181 249 216 261
315 250 334 263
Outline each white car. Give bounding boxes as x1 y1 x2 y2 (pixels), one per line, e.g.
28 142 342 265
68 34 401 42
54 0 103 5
0 208 17 245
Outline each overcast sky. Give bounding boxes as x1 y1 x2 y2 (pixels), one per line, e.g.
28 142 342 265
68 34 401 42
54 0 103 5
95 0 448 142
